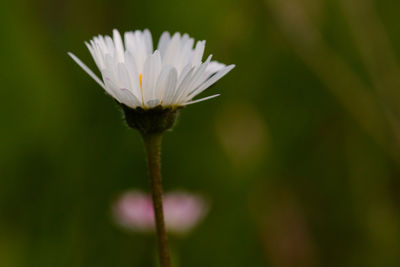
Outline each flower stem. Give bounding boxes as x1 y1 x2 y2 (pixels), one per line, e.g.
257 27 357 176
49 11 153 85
142 133 171 267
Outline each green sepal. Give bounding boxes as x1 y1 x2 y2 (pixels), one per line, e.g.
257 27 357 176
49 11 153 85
120 104 182 135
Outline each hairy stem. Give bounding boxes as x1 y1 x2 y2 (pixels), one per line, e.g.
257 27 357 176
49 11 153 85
142 133 171 267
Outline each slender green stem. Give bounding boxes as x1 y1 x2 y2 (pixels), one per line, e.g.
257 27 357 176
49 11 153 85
142 133 171 267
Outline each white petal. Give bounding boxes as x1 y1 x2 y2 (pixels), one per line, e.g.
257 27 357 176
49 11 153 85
163 32 181 67
91 41 106 68
105 36 115 53
113 29 125 62
207 61 226 74
102 68 140 108
161 67 178 105
68 52 105 89
104 54 118 79
124 51 141 98
101 68 120 99
192 40 205 66
187 64 235 100
181 33 190 45
143 29 153 55
85 42 103 70
191 55 213 88
176 37 194 71
120 89 142 108
184 94 220 105
124 31 135 52
173 67 195 103
124 31 146 73
154 66 171 104
117 63 132 91
177 64 192 85
176 55 212 103
94 36 108 53
142 51 162 106
157 31 171 57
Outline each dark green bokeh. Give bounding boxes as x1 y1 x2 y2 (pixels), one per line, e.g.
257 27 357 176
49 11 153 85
1 0 400 266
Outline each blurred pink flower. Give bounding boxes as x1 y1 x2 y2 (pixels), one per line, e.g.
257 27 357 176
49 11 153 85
113 190 208 234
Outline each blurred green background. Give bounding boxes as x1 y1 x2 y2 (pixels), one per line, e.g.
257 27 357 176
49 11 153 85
1 0 400 266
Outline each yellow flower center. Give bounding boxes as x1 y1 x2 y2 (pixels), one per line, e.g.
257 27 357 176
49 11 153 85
139 73 144 107
139 73 143 89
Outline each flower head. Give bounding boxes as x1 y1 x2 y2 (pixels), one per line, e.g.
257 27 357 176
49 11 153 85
68 29 235 109
113 190 208 235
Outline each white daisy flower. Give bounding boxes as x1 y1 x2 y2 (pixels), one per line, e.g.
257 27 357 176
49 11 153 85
68 29 235 109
